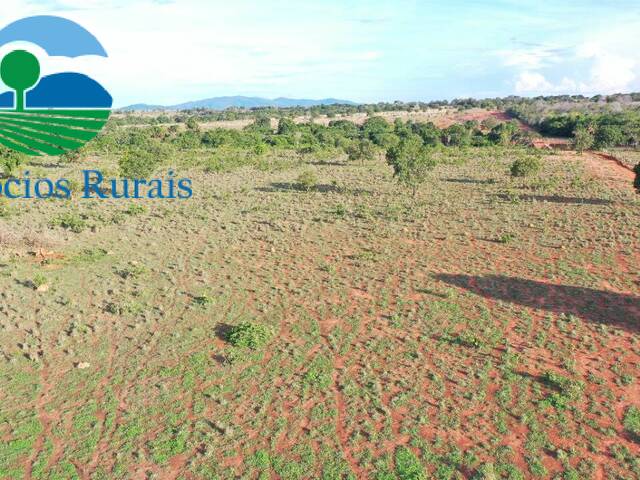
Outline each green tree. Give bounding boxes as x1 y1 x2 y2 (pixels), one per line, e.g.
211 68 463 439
277 117 296 135
363 116 392 144
489 121 519 146
511 154 542 178
594 125 624 149
185 117 200 132
0 146 26 177
442 123 472 146
345 138 376 163
247 116 272 133
385 134 437 197
0 50 40 111
573 126 594 153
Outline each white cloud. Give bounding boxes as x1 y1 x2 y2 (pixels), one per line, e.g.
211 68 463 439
0 0 383 106
514 71 552 93
507 24 640 96
497 46 561 70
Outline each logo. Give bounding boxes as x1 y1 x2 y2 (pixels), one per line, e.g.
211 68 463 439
0 16 112 156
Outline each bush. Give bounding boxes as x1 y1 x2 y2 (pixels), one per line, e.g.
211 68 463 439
362 116 392 142
394 446 426 480
226 322 273 349
573 126 594 153
277 117 296 135
489 121 519 146
119 149 163 178
624 405 640 440
185 117 200 132
594 125 624 149
0 147 26 178
510 155 542 178
386 134 437 197
442 124 472 146
345 139 376 163
50 212 87 233
59 148 84 163
296 169 318 191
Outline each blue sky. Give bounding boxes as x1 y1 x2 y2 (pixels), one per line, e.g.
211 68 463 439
1 0 639 107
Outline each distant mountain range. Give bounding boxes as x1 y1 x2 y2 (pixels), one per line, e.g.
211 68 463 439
119 96 357 111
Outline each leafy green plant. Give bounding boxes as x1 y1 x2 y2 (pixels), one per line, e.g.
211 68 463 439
345 138 376 163
296 169 318 191
386 134 437 197
226 322 274 349
32 273 47 289
573 126 594 153
394 446 426 480
193 293 213 307
303 354 333 390
498 232 516 244
125 204 146 215
50 212 87 233
510 155 542 178
0 147 26 178
623 406 640 440
540 370 585 410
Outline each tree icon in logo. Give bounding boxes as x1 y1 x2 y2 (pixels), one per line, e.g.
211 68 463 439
0 16 112 156
1 50 40 112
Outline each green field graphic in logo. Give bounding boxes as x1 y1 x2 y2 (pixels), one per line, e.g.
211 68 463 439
0 16 112 156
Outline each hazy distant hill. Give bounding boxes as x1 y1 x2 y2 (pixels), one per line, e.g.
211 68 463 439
120 96 356 111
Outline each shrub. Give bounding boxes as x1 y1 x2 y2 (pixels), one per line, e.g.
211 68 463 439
623 405 640 440
573 126 594 153
226 322 273 349
345 139 376 163
362 116 392 142
394 446 426 480
32 273 47 289
277 117 297 135
510 155 542 178
489 121 519 146
481 117 499 130
594 125 624 149
59 148 84 163
246 116 272 133
540 370 585 410
472 463 498 480
0 147 26 178
385 134 437 197
296 169 318 191
303 354 333 390
119 149 162 178
185 117 200 132
442 124 472 146
50 213 87 233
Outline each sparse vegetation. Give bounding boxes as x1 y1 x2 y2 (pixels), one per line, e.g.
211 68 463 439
226 322 274 349
510 154 542 178
0 103 638 479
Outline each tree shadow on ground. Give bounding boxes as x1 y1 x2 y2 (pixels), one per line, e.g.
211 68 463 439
435 274 640 334
307 160 349 167
214 323 234 342
256 183 371 195
444 178 496 185
496 194 613 205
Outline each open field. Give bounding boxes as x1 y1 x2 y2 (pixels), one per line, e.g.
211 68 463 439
113 108 510 132
0 122 639 479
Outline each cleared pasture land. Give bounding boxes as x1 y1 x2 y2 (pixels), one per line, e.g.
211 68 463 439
0 128 639 479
